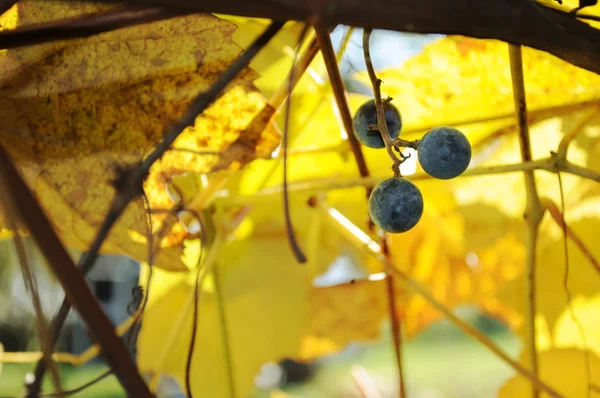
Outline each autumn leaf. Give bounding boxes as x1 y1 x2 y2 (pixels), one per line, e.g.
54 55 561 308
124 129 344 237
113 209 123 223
354 35 600 148
498 217 600 336
138 232 399 397
498 348 600 398
0 1 284 270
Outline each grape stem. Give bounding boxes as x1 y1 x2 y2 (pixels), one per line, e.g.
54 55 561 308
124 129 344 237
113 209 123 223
362 29 421 176
362 28 404 176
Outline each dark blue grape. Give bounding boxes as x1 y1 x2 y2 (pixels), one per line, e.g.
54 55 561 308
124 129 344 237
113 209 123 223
417 126 471 179
352 99 402 149
369 177 423 233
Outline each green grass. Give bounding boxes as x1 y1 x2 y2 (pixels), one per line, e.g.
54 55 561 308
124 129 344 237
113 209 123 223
0 364 123 397
0 319 521 397
255 318 522 398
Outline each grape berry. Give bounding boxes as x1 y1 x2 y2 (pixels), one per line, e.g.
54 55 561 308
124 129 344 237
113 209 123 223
417 126 472 180
354 98 471 234
352 99 402 149
369 177 423 233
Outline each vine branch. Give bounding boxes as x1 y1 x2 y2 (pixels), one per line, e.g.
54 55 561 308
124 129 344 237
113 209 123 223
217 156 600 207
90 0 600 76
314 24 372 192
4 1 600 75
381 238 406 398
509 43 544 398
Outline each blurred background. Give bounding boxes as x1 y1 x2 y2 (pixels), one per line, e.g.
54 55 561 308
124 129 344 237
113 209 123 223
0 27 523 398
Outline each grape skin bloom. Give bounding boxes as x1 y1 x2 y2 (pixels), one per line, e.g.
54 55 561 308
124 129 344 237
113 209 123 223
418 126 472 179
369 177 424 233
352 99 402 149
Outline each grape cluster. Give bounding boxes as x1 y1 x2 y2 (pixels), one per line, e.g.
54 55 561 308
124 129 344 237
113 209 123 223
352 99 472 234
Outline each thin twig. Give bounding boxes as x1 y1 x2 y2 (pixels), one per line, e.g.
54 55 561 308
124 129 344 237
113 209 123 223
214 266 236 398
381 238 405 398
556 174 592 398
185 216 206 398
556 111 598 159
315 24 372 191
336 26 355 64
0 5 188 50
148 232 224 392
29 20 283 391
215 156 600 207
509 43 544 398
362 28 402 175
269 35 320 108
0 216 63 396
39 370 112 398
282 23 310 263
282 98 600 158
0 144 152 397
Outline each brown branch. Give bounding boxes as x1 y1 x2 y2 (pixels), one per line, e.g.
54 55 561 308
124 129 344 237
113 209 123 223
381 238 406 398
89 0 600 75
4 1 600 75
314 24 371 191
510 44 544 398
0 144 152 398
0 5 188 49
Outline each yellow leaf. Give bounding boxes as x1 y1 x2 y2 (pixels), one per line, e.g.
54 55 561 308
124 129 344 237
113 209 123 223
0 2 281 270
354 36 600 144
553 294 600 358
138 235 309 398
498 348 600 398
388 180 524 336
498 217 600 333
139 229 400 394
300 279 391 360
